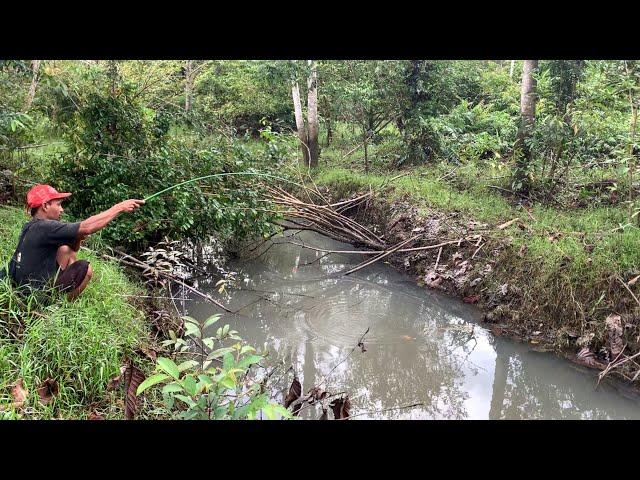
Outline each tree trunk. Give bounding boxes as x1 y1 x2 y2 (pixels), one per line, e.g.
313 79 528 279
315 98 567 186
509 60 515 79
514 60 538 195
307 60 319 168
184 60 193 113
363 128 369 174
292 81 310 167
24 60 41 111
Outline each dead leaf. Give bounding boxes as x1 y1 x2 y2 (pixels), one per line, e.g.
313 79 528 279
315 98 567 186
469 277 482 287
500 283 509 296
11 379 28 407
37 378 59 406
548 233 562 242
628 274 640 286
307 387 327 404
452 252 464 263
424 271 443 289
137 346 157 362
463 295 480 304
123 361 146 420
518 244 527 258
454 260 471 277
89 411 105 420
330 396 351 420
576 332 595 348
576 347 605 368
605 314 624 359
497 218 520 230
284 377 302 415
107 365 127 391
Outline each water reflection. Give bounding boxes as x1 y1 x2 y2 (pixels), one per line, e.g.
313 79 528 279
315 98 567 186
186 231 640 420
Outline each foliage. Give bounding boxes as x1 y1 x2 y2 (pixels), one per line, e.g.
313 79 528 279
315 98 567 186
138 313 291 420
48 63 278 248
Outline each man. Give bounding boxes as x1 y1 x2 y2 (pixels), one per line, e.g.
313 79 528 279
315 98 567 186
8 184 144 300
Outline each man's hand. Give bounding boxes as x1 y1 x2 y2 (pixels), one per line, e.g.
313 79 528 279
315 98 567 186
117 199 145 213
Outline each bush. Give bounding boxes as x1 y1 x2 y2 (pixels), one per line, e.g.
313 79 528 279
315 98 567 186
49 67 277 248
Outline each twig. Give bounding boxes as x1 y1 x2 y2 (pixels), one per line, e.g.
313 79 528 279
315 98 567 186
338 402 425 420
617 275 640 308
109 248 233 313
434 246 443 271
471 242 485 259
340 235 421 276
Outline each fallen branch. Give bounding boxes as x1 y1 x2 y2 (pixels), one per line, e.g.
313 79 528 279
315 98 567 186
340 235 422 276
108 248 233 313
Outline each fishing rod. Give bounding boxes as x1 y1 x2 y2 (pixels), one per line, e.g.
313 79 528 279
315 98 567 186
143 172 310 203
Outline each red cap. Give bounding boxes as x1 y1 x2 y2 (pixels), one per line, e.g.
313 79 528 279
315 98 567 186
26 184 72 209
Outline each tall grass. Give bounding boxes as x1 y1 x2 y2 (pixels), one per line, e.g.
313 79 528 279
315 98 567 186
0 206 148 419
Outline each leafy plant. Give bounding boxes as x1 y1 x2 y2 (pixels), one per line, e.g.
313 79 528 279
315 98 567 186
137 314 291 420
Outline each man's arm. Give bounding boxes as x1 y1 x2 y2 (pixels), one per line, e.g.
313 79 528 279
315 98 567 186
77 199 145 237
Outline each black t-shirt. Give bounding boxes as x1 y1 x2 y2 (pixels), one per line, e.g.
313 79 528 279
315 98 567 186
8 219 81 288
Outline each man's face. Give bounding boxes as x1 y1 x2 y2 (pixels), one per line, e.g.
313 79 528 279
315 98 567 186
41 199 64 220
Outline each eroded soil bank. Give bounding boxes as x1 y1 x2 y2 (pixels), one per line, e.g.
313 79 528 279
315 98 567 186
307 176 640 389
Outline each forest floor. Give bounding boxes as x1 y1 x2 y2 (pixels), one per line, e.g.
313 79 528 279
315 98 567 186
310 165 640 387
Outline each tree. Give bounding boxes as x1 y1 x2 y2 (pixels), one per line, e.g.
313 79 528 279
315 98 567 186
514 60 538 194
307 60 319 168
291 80 310 166
24 60 42 111
183 60 210 115
291 60 319 169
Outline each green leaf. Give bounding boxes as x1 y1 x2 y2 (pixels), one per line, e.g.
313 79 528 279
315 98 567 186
240 345 256 354
136 373 170 395
174 394 197 407
207 347 235 360
157 357 180 380
222 352 235 370
204 314 221 329
219 375 236 390
162 382 184 395
183 375 197 396
238 355 263 370
177 360 199 372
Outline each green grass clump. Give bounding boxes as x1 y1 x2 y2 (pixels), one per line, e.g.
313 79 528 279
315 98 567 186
0 206 148 419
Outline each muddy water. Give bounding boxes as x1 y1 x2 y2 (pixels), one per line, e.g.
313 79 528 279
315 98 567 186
184 231 640 419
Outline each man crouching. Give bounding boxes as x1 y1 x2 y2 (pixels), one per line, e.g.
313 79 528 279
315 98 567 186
8 184 144 300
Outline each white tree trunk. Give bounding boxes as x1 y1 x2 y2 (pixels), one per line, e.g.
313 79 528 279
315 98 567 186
509 60 515 79
184 60 193 113
24 60 42 111
514 60 538 193
292 81 310 167
520 60 538 127
307 60 319 168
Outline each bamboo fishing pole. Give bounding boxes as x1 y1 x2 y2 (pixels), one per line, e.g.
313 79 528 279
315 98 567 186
142 172 310 203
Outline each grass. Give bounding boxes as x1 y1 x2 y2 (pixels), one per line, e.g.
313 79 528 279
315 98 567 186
312 163 640 353
0 206 150 419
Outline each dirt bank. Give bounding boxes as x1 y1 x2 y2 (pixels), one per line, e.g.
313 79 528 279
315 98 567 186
310 179 640 388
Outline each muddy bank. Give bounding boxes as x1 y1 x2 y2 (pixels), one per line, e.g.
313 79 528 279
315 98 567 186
307 181 640 388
